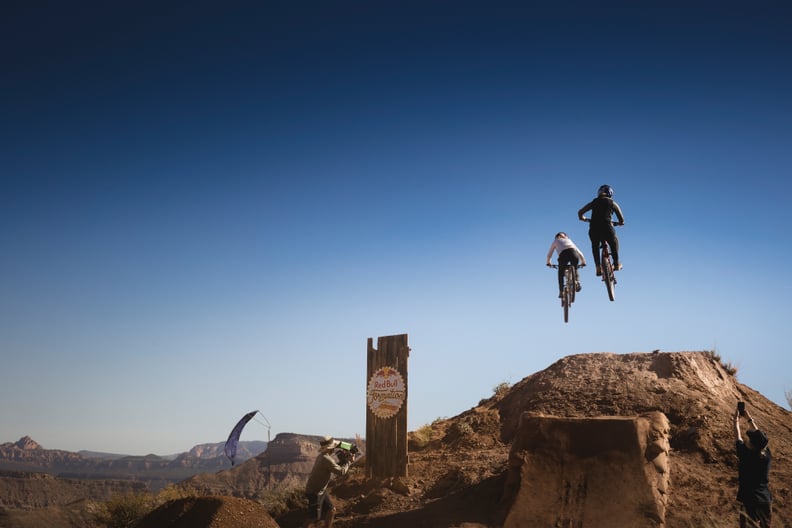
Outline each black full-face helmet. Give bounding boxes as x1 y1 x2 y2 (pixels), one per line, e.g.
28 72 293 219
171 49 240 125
598 184 613 198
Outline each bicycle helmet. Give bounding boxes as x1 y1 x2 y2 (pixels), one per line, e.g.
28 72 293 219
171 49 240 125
598 184 613 197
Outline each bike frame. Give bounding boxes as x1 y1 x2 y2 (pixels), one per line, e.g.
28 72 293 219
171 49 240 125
551 263 580 322
600 240 616 302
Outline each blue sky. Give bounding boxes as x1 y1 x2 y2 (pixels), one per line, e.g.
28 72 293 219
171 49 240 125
2 1 791 455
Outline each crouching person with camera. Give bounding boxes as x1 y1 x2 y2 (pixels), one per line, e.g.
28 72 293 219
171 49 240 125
303 436 353 528
734 403 773 528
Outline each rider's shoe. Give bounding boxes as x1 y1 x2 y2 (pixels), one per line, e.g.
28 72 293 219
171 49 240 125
575 282 582 292
615 263 623 271
595 266 602 276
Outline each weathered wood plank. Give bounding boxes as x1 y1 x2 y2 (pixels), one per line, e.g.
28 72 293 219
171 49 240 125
366 334 409 478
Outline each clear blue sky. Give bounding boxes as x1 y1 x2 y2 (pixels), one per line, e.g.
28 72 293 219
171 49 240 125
2 1 791 455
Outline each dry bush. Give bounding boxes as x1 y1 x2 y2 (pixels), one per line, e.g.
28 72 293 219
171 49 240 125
261 486 306 518
492 381 511 398
707 349 738 376
412 423 435 448
94 492 155 528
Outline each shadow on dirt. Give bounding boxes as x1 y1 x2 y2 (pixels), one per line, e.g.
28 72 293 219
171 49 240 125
345 474 507 528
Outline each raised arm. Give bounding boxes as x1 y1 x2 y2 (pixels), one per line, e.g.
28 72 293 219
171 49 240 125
578 201 592 221
575 248 587 266
546 242 556 265
612 202 625 225
734 409 743 443
744 410 758 430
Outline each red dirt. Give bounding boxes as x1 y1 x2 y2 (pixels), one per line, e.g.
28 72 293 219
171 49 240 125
137 352 792 528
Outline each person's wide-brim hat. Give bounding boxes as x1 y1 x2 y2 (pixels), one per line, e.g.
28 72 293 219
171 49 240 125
320 435 339 451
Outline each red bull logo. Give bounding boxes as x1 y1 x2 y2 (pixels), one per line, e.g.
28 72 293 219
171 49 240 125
367 367 406 419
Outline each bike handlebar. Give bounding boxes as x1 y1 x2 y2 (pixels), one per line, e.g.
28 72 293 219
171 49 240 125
548 264 585 269
579 217 624 226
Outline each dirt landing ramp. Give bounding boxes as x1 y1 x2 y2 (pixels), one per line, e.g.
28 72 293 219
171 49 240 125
501 411 670 528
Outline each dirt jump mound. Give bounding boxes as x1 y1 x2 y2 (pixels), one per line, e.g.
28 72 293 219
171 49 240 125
501 411 670 528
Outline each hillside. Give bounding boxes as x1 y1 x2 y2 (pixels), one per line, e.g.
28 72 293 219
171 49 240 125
238 351 792 527
2 351 790 528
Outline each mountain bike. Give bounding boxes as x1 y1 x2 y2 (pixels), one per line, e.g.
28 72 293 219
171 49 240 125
580 219 622 302
550 264 583 323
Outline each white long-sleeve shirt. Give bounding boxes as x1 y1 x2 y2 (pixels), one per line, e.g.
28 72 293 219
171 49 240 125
546 237 586 265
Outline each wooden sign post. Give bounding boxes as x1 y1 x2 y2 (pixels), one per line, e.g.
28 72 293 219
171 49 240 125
365 334 409 478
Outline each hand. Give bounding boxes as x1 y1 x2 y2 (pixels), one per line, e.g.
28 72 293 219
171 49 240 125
580 217 590 222
580 263 586 267
546 263 552 267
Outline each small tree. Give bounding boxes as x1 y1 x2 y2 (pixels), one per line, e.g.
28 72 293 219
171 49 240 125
786 387 792 411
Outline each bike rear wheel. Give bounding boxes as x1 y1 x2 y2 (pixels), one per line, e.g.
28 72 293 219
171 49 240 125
566 267 577 304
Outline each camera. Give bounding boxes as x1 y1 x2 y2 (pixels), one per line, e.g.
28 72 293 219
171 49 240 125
335 441 359 464
737 401 745 415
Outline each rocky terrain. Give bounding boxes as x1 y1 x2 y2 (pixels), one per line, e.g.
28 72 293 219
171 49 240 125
1 351 790 528
0 438 267 510
0 438 265 481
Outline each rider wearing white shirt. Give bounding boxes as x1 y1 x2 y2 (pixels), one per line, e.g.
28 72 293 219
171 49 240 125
546 232 587 297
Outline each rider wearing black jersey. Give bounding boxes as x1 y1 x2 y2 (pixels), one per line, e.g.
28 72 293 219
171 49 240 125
578 185 625 276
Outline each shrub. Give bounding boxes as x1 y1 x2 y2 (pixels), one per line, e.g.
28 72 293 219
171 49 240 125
262 486 306 518
492 381 511 398
156 484 200 502
707 349 738 377
722 361 738 376
446 420 474 441
411 423 436 448
94 492 155 528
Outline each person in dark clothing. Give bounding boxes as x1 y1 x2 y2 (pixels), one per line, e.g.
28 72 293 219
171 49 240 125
577 184 625 276
734 406 772 528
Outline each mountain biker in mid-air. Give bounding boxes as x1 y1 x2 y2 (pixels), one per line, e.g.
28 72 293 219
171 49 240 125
578 184 625 276
546 232 587 298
